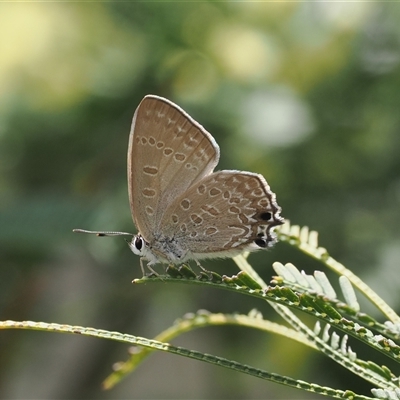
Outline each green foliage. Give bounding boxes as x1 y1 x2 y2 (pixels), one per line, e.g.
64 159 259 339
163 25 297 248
2 221 400 399
1 2 400 398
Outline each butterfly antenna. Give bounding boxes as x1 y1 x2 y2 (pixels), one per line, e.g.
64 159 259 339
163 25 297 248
73 229 134 237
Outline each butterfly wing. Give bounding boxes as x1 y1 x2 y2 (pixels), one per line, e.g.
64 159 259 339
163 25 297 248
156 170 284 261
128 95 220 242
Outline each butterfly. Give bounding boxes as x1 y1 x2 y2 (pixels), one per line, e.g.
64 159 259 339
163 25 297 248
74 95 284 273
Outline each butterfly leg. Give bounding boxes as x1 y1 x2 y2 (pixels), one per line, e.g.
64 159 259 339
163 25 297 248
194 259 215 279
140 257 159 277
194 259 207 272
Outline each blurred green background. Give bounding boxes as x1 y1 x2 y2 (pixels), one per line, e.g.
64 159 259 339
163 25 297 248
1 2 400 399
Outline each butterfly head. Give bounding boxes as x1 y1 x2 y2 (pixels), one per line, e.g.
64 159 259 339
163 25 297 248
128 234 161 265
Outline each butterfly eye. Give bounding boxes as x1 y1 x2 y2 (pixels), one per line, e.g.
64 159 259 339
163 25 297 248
134 236 144 251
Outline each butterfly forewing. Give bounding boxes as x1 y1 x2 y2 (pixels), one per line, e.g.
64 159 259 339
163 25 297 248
128 96 220 241
157 170 283 259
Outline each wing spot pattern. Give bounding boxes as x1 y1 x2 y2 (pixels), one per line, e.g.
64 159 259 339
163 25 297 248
201 205 219 216
252 188 264 197
180 199 191 210
185 163 194 170
238 213 250 224
174 153 186 162
229 197 240 204
205 227 218 235
197 184 206 194
145 206 154 216
163 148 173 156
142 188 156 198
143 166 158 176
257 198 270 208
184 137 199 149
190 214 203 225
209 188 221 196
